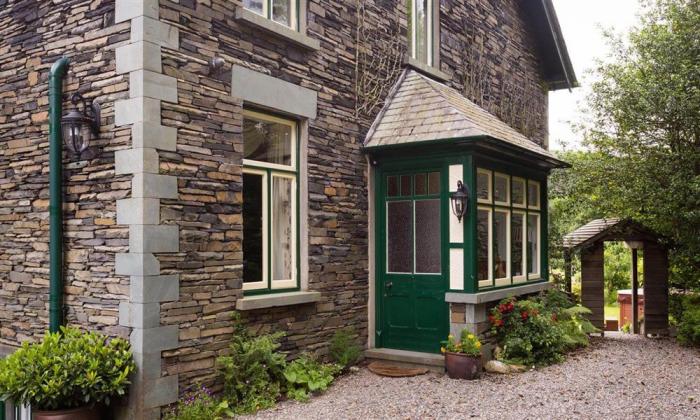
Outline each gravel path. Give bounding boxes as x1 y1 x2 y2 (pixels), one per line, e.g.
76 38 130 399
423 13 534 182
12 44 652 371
249 334 700 419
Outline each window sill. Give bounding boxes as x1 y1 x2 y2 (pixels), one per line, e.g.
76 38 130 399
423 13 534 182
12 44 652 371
236 290 322 310
235 8 320 51
445 281 552 304
403 56 451 82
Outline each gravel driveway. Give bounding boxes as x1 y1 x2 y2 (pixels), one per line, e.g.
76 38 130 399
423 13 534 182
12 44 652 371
249 334 699 419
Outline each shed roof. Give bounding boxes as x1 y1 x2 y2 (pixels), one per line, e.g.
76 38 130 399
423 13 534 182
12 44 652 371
364 70 567 168
562 218 622 249
562 218 664 250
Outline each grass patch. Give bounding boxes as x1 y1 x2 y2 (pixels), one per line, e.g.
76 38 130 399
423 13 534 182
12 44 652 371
604 303 619 320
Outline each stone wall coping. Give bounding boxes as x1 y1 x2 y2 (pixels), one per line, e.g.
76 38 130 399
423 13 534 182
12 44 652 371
236 291 322 311
445 281 553 304
234 7 320 51
403 55 451 82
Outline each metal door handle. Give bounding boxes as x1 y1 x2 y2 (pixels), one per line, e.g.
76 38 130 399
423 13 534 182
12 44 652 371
385 281 393 289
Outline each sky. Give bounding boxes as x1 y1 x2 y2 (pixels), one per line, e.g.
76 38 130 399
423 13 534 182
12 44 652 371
548 0 643 150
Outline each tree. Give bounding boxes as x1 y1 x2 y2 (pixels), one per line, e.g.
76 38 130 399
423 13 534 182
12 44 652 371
556 0 700 290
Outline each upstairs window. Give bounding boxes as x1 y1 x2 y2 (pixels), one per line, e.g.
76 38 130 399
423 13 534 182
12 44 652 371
409 0 434 66
244 0 298 30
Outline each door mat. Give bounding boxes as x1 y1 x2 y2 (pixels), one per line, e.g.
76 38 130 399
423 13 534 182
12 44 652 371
367 361 429 377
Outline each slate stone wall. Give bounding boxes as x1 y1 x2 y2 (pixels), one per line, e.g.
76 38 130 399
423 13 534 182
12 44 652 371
0 0 131 346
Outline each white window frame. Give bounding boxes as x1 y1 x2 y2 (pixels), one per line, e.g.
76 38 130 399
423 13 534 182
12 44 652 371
512 177 526 208
527 212 541 280
477 206 493 289
410 0 433 67
242 110 297 172
512 210 527 283
494 172 510 206
493 208 511 287
270 173 297 289
476 168 492 204
527 180 541 210
245 0 298 30
242 167 269 291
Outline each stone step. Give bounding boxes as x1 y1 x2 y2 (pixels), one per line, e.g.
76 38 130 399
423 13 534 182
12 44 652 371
365 347 445 372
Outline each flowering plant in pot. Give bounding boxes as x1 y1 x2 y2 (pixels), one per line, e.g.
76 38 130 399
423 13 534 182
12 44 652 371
0 327 135 420
440 329 482 379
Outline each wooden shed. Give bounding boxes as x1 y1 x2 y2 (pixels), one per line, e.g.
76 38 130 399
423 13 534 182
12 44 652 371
562 218 669 336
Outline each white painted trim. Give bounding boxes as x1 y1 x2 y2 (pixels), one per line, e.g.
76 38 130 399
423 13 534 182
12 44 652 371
299 121 309 291
477 206 492 288
242 167 268 291
449 248 464 290
410 0 434 66
512 210 527 283
270 173 297 289
494 172 510 206
476 168 492 204
527 212 541 279
527 180 541 210
493 208 511 286
242 109 297 171
512 176 526 208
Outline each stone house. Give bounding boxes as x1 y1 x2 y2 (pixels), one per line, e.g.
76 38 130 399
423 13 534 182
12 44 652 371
0 0 575 417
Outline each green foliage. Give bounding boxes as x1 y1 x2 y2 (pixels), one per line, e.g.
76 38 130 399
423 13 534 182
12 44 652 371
677 306 700 347
164 385 233 420
558 306 599 349
283 355 340 402
440 329 482 357
328 328 361 368
621 323 631 334
218 313 287 414
0 327 135 411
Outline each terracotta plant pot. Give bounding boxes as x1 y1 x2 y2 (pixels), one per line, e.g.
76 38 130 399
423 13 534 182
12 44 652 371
444 352 482 380
32 406 101 420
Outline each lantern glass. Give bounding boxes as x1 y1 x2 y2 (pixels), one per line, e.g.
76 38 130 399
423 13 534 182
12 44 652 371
449 181 469 223
61 112 93 155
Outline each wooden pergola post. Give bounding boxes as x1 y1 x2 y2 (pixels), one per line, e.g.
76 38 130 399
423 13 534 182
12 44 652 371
564 248 572 294
631 248 639 334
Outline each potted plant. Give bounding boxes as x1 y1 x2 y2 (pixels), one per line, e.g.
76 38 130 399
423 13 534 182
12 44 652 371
0 326 135 420
440 329 482 380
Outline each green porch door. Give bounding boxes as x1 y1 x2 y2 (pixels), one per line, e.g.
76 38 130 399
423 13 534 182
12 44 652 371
378 170 448 353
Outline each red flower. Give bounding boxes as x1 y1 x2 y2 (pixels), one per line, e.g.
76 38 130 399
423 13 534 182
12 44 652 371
551 314 557 322
521 311 529 320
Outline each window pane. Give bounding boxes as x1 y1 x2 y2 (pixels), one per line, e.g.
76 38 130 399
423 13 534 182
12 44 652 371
387 176 399 197
477 209 490 281
243 114 293 166
387 201 413 273
243 0 264 15
414 0 429 64
528 181 540 208
415 199 440 273
494 174 509 203
512 178 525 206
414 173 427 195
494 211 508 279
243 173 264 284
400 175 411 196
428 171 440 195
272 0 292 27
512 213 524 277
528 214 540 275
272 176 293 281
477 170 490 201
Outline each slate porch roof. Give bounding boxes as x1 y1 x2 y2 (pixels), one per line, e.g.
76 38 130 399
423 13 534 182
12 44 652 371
562 218 622 249
364 70 565 166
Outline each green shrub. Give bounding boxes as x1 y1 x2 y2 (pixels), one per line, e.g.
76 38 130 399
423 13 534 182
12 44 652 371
283 355 339 402
218 313 287 414
0 327 135 411
164 385 233 420
558 305 599 349
328 328 361 368
677 306 700 347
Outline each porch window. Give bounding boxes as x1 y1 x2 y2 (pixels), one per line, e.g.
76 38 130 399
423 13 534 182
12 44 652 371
409 0 434 66
242 110 298 292
476 168 542 289
244 0 298 29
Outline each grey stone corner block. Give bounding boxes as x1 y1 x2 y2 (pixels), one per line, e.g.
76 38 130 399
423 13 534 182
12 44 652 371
131 15 179 50
115 0 159 23
116 41 162 75
234 7 320 51
131 121 177 151
115 97 162 127
115 147 160 175
131 351 163 380
236 290 321 311
130 275 180 303
231 64 318 119
117 197 161 225
130 325 179 353
129 224 179 253
115 252 160 276
129 70 177 103
131 172 178 199
142 375 179 409
119 301 161 329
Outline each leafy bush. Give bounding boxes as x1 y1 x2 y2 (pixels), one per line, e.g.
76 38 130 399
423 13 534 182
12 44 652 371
558 306 599 349
0 327 135 410
328 328 361 368
283 355 340 402
218 313 287 414
440 329 482 357
164 385 233 420
677 306 700 347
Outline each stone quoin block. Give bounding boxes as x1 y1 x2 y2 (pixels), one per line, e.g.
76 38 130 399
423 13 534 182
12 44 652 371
114 147 160 174
129 70 178 103
131 173 178 199
115 0 160 23
131 121 177 151
130 16 179 50
115 253 160 276
115 41 162 74
130 275 180 303
117 198 161 225
128 224 179 253
115 97 162 126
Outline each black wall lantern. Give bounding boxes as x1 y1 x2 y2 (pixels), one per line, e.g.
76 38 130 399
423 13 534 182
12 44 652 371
61 93 100 156
450 180 469 223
